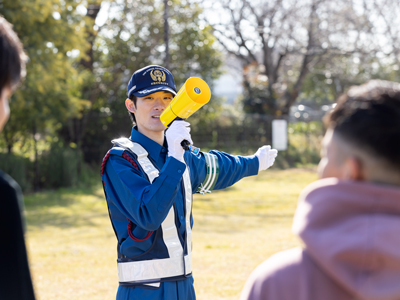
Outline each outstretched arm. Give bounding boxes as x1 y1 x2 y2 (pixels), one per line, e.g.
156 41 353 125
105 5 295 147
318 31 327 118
188 145 278 193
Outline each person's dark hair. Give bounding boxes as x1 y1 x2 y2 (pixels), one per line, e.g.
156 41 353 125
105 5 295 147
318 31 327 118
324 80 400 170
0 16 26 92
128 94 137 124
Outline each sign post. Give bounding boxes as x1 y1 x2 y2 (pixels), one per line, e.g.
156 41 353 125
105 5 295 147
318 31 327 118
272 119 288 151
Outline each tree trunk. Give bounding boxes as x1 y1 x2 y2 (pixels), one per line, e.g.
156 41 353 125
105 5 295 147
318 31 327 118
62 1 101 175
164 0 170 68
32 122 39 191
2 126 13 154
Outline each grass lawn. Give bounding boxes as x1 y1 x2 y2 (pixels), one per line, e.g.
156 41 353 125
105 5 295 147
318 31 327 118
25 168 317 300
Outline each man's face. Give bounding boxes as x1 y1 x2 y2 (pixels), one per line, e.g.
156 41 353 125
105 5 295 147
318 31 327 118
0 86 11 133
128 91 173 137
317 128 347 179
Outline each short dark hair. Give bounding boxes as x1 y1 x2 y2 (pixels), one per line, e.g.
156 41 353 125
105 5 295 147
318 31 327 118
324 80 400 171
128 94 137 124
0 16 26 91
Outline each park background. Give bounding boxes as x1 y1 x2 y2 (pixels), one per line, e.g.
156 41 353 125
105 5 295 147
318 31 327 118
1 0 399 299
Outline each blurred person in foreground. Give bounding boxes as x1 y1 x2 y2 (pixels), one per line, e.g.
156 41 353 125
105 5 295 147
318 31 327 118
240 80 400 300
100 64 278 300
0 16 36 300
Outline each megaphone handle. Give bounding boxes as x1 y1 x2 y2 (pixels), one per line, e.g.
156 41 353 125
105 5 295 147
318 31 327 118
169 117 190 150
181 140 191 151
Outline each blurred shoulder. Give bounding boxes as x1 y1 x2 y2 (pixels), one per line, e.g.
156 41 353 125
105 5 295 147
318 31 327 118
251 247 305 281
241 247 350 300
241 247 307 300
0 170 24 223
0 170 22 197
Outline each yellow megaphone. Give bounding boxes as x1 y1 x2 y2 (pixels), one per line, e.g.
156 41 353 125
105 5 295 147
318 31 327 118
160 77 211 128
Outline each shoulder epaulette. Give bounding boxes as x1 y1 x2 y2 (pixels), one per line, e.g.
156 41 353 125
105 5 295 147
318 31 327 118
101 146 139 175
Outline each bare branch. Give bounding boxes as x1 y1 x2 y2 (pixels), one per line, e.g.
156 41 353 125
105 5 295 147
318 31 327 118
213 28 254 65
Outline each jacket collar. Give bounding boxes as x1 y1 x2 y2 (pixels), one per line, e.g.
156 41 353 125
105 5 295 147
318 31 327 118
129 126 165 162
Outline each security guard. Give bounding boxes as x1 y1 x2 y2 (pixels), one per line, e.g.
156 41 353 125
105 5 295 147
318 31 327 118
101 65 278 300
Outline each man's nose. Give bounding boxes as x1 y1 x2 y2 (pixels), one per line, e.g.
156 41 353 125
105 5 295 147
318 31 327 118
154 97 165 110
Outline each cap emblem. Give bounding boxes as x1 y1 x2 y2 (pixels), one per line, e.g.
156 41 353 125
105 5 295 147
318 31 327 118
150 70 166 82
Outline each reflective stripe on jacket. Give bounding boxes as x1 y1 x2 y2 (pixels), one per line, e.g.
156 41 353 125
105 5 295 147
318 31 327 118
112 138 192 285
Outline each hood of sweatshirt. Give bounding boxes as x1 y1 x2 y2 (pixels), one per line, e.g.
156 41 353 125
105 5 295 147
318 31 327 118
292 178 400 300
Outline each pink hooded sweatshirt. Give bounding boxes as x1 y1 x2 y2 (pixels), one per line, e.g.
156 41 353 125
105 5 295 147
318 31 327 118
241 178 400 300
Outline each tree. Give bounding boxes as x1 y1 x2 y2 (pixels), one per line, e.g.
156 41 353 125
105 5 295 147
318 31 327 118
203 0 398 116
1 0 90 148
61 0 102 175
62 0 224 163
300 0 400 102
1 0 92 188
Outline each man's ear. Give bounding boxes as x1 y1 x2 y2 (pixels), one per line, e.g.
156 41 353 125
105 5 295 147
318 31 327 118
343 157 365 181
125 98 136 113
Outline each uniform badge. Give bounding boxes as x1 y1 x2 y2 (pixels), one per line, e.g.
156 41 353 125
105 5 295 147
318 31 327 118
150 70 166 82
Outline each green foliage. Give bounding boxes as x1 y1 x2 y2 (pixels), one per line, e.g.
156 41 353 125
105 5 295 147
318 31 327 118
289 121 325 135
0 0 91 151
77 0 224 163
38 144 80 188
0 143 97 192
302 53 400 104
189 111 324 170
93 0 223 104
301 70 338 104
242 86 276 115
274 121 324 168
0 153 32 191
240 65 277 115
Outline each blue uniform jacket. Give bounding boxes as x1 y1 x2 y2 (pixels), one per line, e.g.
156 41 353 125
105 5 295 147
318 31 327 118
102 127 259 300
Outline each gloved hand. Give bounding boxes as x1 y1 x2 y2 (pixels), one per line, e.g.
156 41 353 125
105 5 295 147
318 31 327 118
166 121 193 162
255 145 278 172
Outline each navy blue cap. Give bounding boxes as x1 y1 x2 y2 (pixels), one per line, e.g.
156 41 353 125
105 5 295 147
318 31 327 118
127 65 177 98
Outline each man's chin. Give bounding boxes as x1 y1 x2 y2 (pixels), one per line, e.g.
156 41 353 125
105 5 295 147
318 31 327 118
154 119 167 129
149 123 167 133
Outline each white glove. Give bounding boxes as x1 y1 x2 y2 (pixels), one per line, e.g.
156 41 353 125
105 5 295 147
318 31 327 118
165 121 193 162
255 145 278 172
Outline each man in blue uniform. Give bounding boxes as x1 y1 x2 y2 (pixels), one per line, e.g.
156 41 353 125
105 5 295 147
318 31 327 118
101 65 278 300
